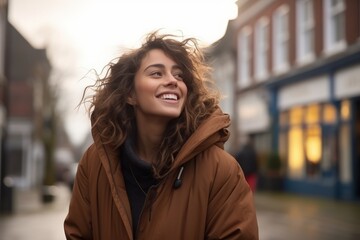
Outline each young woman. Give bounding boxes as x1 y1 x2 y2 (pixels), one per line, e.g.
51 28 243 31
64 31 259 240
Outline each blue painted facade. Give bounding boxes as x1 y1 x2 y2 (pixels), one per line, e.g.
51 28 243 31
266 48 360 201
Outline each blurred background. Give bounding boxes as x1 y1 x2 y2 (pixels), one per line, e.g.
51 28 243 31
1 0 360 239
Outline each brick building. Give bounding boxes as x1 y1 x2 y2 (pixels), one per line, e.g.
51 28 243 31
212 0 360 200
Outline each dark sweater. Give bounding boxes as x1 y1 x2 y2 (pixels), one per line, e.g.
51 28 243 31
120 138 158 236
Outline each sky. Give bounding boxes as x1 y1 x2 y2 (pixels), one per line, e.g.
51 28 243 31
9 0 238 146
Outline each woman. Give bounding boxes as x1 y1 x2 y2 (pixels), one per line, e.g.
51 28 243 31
64 31 259 240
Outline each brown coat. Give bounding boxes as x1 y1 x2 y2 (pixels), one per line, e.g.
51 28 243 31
64 109 259 239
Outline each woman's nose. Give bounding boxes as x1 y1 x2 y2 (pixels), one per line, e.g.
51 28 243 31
165 74 178 86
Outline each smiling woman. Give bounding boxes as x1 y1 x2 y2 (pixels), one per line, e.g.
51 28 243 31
64 31 259 239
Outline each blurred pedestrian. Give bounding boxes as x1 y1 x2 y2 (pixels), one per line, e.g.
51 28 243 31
64 31 258 240
235 136 258 192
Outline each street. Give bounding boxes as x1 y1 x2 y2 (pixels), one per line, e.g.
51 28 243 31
1 185 360 240
255 191 360 240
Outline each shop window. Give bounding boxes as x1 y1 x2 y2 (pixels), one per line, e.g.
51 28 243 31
304 104 322 177
288 126 304 178
305 125 322 177
287 107 305 178
305 104 320 124
322 127 337 171
341 100 350 120
340 124 352 183
323 103 337 124
289 106 303 125
286 105 324 179
305 125 321 163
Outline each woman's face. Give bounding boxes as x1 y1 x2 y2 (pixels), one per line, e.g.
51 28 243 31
129 49 188 123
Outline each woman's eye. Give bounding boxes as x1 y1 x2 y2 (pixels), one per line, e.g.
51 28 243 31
173 73 184 81
150 72 162 77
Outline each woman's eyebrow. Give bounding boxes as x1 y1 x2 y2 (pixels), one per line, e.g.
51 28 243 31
144 64 165 71
144 64 181 71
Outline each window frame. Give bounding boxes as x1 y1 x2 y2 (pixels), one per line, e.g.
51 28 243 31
323 0 346 55
237 26 252 88
254 17 269 81
272 4 290 74
296 0 315 65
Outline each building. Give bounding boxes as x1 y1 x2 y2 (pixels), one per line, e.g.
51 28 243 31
213 0 360 200
209 24 237 152
0 0 8 213
0 18 55 213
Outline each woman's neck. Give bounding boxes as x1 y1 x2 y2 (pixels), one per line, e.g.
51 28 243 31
135 122 165 164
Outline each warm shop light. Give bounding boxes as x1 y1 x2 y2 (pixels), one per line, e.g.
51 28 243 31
341 100 350 120
305 126 322 163
288 126 304 177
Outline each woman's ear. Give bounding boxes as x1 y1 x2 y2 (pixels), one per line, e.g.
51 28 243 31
127 95 137 105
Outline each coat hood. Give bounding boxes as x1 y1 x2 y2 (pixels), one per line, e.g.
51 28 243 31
90 107 231 176
170 107 231 170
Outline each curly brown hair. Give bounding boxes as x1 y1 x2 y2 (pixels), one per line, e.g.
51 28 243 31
82 31 220 178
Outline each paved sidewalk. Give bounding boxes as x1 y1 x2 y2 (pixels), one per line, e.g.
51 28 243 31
255 191 360 240
0 184 71 240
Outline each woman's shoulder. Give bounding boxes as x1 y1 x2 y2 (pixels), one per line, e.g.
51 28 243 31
204 145 238 164
194 146 246 197
78 143 101 168
197 146 241 178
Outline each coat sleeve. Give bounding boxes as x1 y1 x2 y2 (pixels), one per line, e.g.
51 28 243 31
64 147 93 240
205 153 259 240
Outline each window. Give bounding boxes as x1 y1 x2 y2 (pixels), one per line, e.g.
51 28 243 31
305 125 322 175
341 99 350 120
288 107 305 178
281 104 333 179
324 0 346 55
296 0 315 64
304 105 321 176
238 27 252 87
323 103 337 123
289 106 303 125
340 124 352 183
288 125 304 178
305 104 320 124
254 18 269 81
273 5 289 74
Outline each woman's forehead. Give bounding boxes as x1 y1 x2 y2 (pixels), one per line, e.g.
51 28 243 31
140 49 178 69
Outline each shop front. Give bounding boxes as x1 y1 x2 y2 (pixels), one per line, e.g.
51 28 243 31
273 63 360 200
